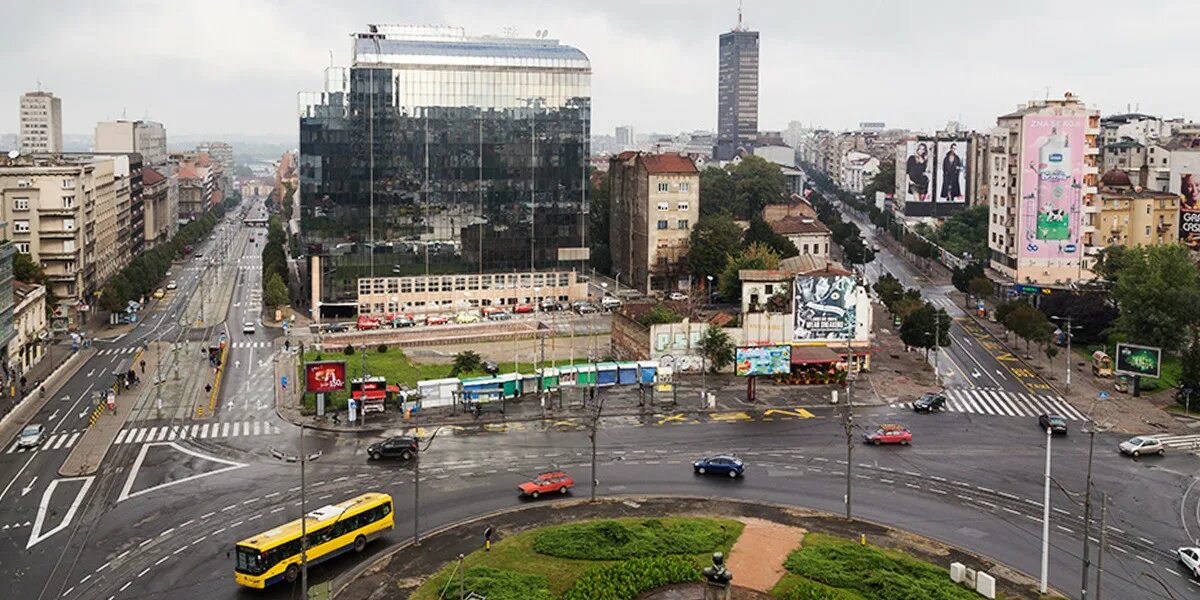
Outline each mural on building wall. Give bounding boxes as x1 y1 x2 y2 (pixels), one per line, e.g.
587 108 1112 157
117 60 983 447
903 141 933 203
935 140 969 204
1179 172 1200 250
792 275 857 341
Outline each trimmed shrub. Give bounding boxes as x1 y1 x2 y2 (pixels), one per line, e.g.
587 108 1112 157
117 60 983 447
560 556 700 600
783 536 976 600
453 567 552 600
344 344 355 355
775 576 863 600
377 343 388 354
532 518 731 560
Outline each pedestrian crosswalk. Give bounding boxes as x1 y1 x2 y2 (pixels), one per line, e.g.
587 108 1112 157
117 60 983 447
1147 433 1200 450
891 388 1086 421
114 421 282 445
230 341 271 349
97 347 140 356
5 430 83 453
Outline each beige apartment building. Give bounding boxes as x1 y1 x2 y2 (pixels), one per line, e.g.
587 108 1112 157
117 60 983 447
94 120 168 166
8 281 47 374
986 93 1100 287
141 167 173 249
0 154 129 329
1091 170 1178 248
19 91 63 154
609 152 701 293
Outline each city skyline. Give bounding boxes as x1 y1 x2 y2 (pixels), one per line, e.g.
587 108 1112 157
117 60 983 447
5 0 1200 141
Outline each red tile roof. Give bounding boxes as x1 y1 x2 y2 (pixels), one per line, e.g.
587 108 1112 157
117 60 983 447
196 153 212 167
641 153 698 174
141 167 166 185
771 216 830 235
177 164 198 179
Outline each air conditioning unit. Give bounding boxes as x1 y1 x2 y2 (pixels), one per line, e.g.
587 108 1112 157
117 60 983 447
16 179 30 188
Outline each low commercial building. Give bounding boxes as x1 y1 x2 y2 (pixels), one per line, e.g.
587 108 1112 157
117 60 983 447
353 271 587 317
8 281 46 375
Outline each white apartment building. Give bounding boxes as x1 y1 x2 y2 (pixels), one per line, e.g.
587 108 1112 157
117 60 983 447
986 93 1100 287
840 151 879 194
95 120 168 166
19 91 63 154
8 281 47 374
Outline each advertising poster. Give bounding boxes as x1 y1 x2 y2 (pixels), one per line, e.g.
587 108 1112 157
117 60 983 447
1180 172 1200 249
735 346 792 376
305 361 347 393
1019 115 1086 260
1115 343 1162 379
903 141 933 204
935 140 968 204
793 275 857 341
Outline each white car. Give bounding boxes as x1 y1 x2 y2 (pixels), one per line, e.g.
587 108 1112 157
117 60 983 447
243 322 256 334
17 424 45 449
601 296 622 310
1118 436 1165 457
1179 547 1200 578
668 292 689 301
166 280 177 290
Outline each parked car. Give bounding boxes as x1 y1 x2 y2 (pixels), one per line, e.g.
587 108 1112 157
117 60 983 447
862 424 912 445
1118 436 1165 457
1178 547 1200 578
601 296 623 310
16 424 45 449
390 314 416 328
153 288 165 299
693 455 745 478
1037 414 1068 435
367 436 418 461
539 299 560 311
912 393 945 413
425 315 449 326
518 471 574 498
166 280 177 290
481 306 503 317
183 245 194 255
323 322 347 333
574 302 597 315
456 312 481 324
356 316 381 330
243 322 256 334
487 311 512 321
668 291 689 301
514 304 534 314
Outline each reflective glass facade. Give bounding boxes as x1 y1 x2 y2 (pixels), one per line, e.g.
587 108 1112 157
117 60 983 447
299 27 592 309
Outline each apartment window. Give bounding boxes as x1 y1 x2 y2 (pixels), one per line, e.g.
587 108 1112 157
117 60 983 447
62 195 75 208
1146 226 1151 236
656 202 668 211
677 219 689 229
14 243 28 253
13 221 29 233
677 202 690 211
13 197 28 211
62 179 75 189
657 182 670 193
63 240 75 252
679 182 691 192
657 220 668 230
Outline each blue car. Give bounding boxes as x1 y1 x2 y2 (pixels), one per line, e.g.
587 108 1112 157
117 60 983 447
693 455 744 478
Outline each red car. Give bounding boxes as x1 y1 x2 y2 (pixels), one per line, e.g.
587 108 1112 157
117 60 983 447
862 424 912 446
481 306 503 316
356 316 381 330
518 471 574 499
425 315 448 326
514 304 534 314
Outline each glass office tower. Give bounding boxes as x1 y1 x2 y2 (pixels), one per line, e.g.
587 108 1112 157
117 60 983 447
299 25 591 313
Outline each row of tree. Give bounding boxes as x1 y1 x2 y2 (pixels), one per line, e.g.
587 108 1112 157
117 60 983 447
805 192 875 266
872 273 951 356
262 216 290 308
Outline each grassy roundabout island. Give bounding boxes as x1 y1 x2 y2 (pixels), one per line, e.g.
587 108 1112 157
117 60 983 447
409 517 1004 600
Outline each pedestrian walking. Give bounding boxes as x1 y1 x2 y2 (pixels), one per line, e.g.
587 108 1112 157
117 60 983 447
484 525 494 551
140 360 146 374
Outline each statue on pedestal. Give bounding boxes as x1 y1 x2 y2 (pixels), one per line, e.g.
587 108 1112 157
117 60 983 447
702 551 733 600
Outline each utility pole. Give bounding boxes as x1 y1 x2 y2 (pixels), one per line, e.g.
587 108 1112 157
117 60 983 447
1081 423 1097 600
1040 425 1052 594
413 427 442 545
1096 492 1108 600
269 426 321 596
587 388 605 502
843 354 855 520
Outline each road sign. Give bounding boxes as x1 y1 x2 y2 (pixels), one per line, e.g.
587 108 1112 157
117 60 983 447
1098 391 1109 401
280 375 288 389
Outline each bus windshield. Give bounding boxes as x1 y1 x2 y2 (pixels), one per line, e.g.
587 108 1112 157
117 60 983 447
235 545 266 575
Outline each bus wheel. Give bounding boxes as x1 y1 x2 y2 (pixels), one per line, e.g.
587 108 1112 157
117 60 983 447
285 564 299 582
354 535 367 553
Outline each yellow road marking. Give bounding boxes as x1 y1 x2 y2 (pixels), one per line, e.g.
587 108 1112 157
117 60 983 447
709 411 752 422
656 413 687 425
762 408 816 419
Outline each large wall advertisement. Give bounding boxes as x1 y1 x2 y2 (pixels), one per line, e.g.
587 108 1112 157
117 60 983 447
1179 172 1200 249
935 140 968 204
793 275 857 341
903 141 933 204
1018 115 1086 260
902 139 969 217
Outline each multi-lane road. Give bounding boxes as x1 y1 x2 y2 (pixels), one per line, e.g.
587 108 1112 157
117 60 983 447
0 202 1197 600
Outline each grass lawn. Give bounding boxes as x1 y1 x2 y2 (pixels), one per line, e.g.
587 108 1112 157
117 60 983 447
770 532 980 600
410 517 744 600
299 348 616 412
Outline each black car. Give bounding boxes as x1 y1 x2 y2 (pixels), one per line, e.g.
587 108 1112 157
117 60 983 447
1038 414 1068 435
323 322 347 333
912 393 946 413
367 436 418 461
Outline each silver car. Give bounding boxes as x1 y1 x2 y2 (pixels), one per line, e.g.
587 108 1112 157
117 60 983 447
1179 547 1200 578
17 424 45 449
1118 436 1165 457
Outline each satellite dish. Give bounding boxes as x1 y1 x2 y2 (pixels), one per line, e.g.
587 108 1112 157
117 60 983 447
7 150 18 159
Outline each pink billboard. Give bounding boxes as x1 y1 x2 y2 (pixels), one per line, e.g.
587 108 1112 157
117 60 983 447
1019 115 1086 260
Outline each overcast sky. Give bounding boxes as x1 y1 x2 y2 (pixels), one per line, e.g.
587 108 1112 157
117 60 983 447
5 0 1198 141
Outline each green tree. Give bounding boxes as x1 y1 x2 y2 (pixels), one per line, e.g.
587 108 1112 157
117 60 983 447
1003 302 1055 353
451 350 483 376
967 276 993 302
1177 326 1200 407
264 272 290 308
637 305 682 326
951 262 985 295
1038 291 1117 345
699 326 735 373
743 216 798 258
1093 245 1133 281
699 166 735 217
731 155 786 219
688 214 744 282
899 303 951 356
718 242 781 301
872 273 904 310
923 205 989 261
1111 245 1200 353
862 160 896 200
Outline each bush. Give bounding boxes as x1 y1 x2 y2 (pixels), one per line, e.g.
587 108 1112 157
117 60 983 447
452 567 552 600
377 343 388 354
560 556 699 600
344 344 355 355
533 518 731 560
783 536 976 600
775 576 863 600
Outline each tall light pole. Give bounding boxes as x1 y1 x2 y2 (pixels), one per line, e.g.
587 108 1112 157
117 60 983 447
269 426 321 596
1050 315 1081 395
1040 424 1052 594
413 427 443 545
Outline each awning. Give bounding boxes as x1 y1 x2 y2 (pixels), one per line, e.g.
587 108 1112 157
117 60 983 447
791 345 842 365
351 390 387 401
386 385 401 393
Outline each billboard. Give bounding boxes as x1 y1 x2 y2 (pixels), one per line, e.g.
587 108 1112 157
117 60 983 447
793 275 858 341
735 346 792 376
935 140 968 204
903 141 933 204
1180 173 1200 250
305 361 347 393
1018 115 1086 260
1115 343 1161 379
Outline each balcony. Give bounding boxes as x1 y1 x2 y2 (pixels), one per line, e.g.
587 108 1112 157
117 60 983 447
38 230 77 240
40 248 80 261
37 206 78 217
45 273 78 283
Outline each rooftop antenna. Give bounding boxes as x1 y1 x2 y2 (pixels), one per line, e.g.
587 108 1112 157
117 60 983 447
737 0 744 30
36 79 42 92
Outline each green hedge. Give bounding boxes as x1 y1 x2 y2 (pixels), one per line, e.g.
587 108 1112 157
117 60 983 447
450 567 552 600
560 555 700 600
532 518 732 560
774 574 864 600
783 536 976 600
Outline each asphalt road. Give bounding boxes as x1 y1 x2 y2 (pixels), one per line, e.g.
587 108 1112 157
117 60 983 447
0 200 1197 600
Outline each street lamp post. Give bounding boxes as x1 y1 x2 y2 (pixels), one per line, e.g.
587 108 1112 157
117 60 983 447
269 426 322 596
1040 425 1052 594
705 275 714 304
1050 316 1081 395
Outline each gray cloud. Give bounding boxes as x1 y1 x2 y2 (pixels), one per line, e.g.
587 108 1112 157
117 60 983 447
3 0 1198 141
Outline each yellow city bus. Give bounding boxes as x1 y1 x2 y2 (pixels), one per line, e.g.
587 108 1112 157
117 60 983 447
234 492 394 588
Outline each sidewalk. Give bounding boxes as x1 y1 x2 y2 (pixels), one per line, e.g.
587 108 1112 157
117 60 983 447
0 348 95 452
724 517 806 593
0 342 73 420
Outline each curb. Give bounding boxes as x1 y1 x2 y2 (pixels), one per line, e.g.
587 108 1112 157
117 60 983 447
332 495 1061 600
959 299 1064 397
0 348 97 445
